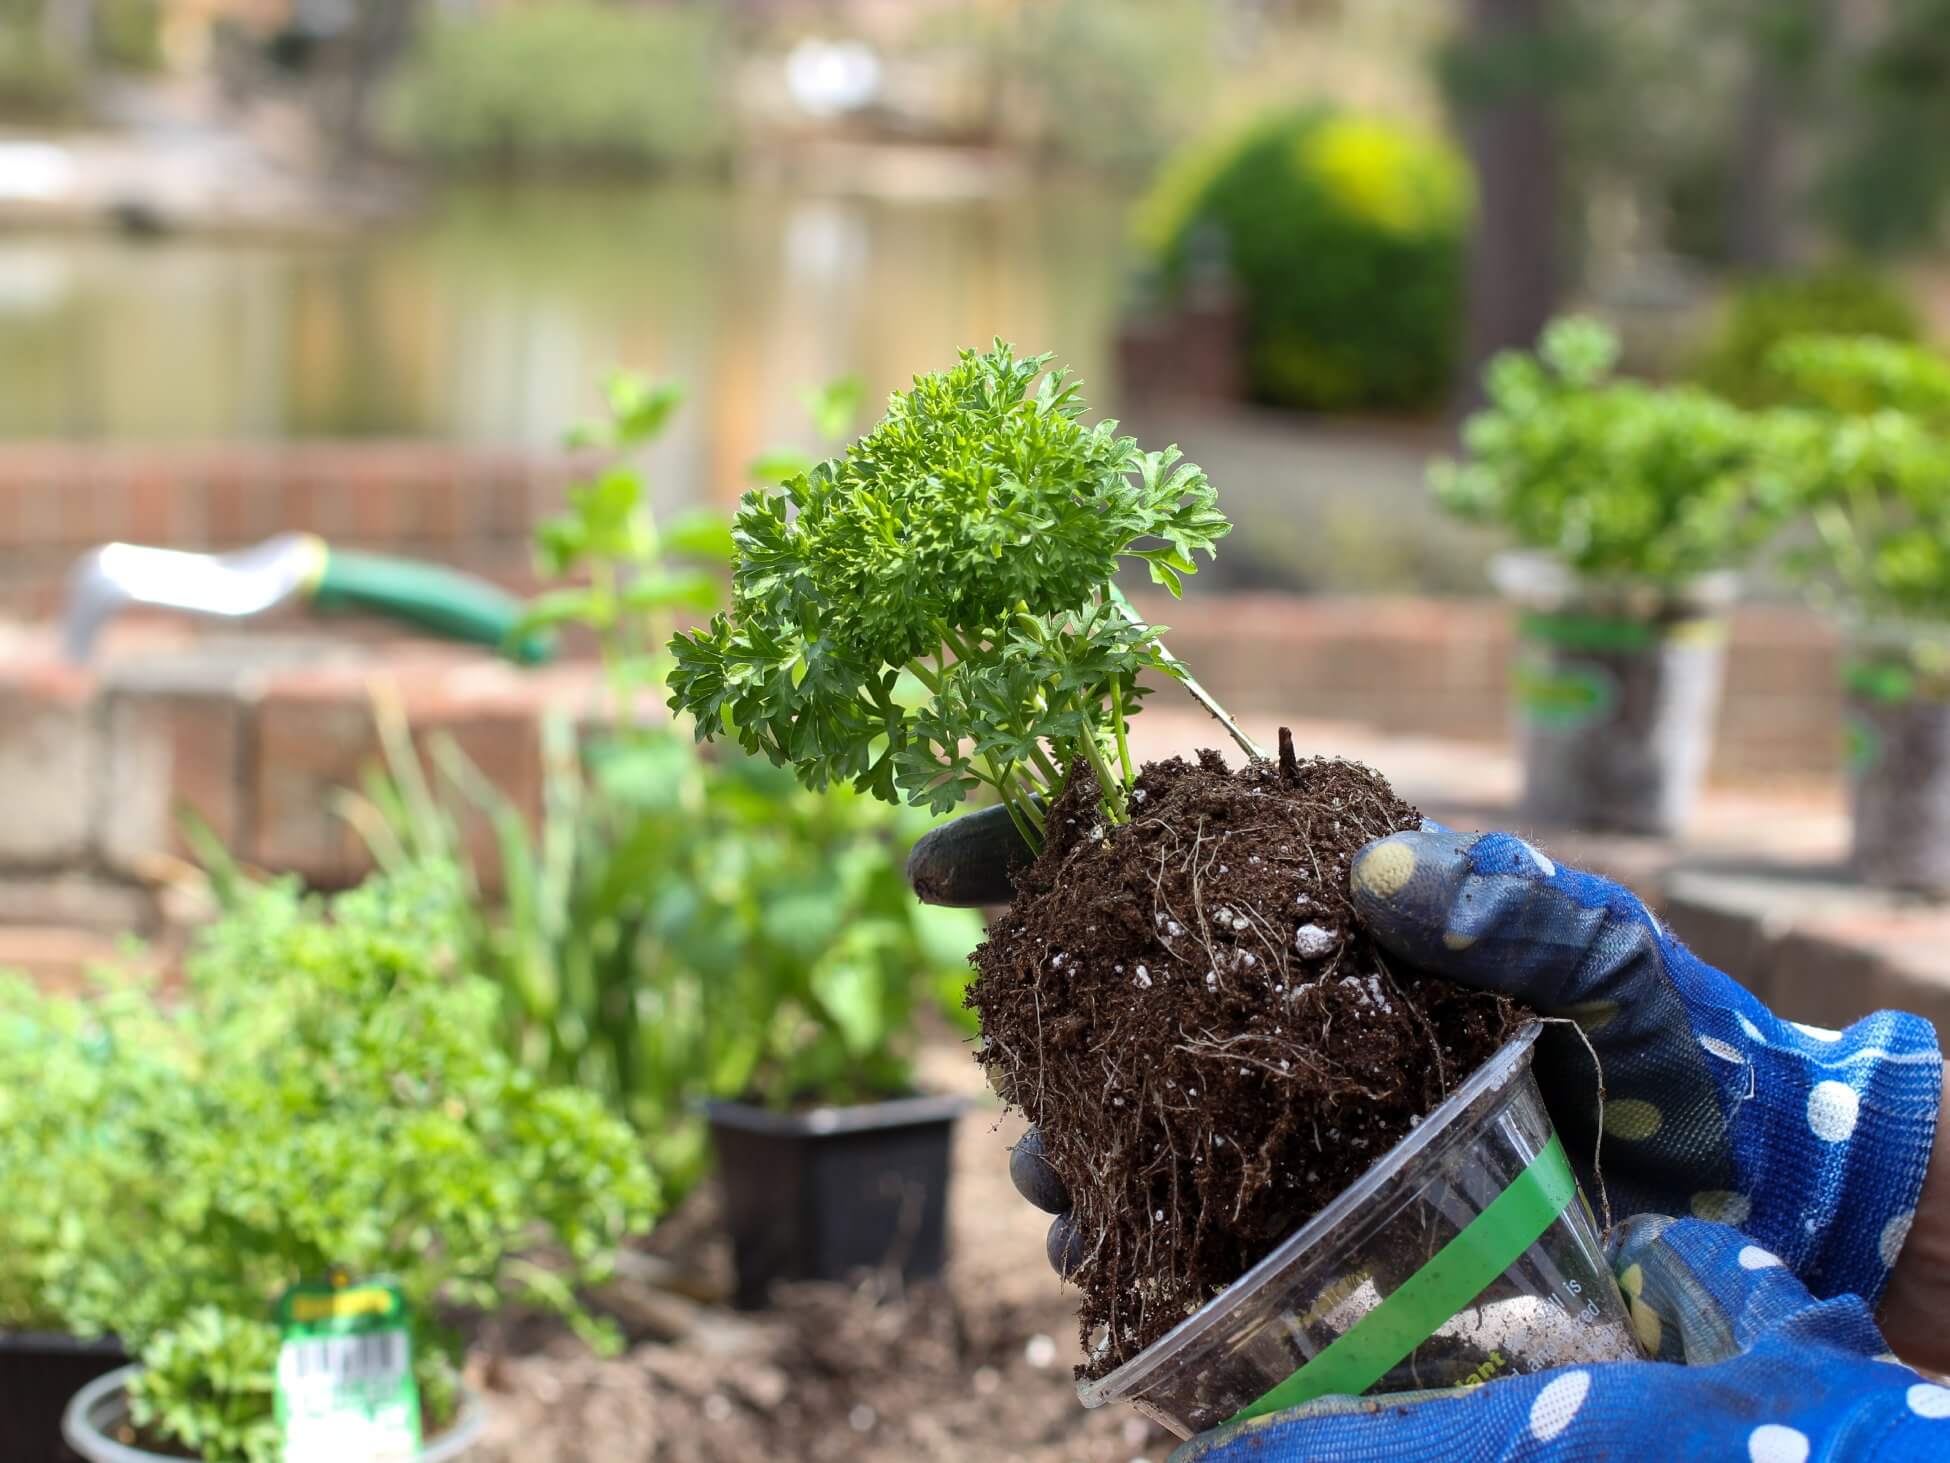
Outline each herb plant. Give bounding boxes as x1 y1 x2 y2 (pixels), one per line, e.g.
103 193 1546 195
667 342 1254 850
1764 336 1950 650
342 372 981 1159
2 874 655 1462
1431 316 1799 585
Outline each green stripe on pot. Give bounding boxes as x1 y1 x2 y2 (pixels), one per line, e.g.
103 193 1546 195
1845 714 1883 777
1844 660 1919 705
1513 660 1617 730
1517 612 1658 654
1227 1133 1577 1425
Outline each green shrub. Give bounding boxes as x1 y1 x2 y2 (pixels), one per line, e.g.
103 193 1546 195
0 874 655 1461
385 2 731 172
1687 268 1922 407
1134 108 1474 412
1431 316 1798 584
1764 336 1950 647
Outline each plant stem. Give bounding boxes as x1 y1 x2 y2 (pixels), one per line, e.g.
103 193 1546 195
1106 585 1265 760
1029 742 1064 788
1110 674 1134 785
1075 714 1128 825
989 761 1046 849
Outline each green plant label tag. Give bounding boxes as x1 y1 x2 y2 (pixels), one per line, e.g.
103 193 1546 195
1513 657 1617 730
1844 713 1883 776
273 1276 422 1463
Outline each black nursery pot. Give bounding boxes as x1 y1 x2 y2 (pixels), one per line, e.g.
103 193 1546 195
0 1330 128 1463
706 1094 968 1309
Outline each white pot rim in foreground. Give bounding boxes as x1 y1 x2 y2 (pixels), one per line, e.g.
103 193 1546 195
1078 1020 1546 1408
63 1363 487 1463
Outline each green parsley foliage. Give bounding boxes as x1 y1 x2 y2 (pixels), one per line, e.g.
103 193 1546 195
667 342 1234 846
1765 335 1950 632
1432 316 1799 584
2 874 654 1461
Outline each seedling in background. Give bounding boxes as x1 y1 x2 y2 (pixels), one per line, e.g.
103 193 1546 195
1430 316 1800 585
667 341 1259 850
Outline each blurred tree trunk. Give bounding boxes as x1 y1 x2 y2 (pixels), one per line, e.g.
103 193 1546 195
1730 48 1788 268
1729 0 1833 271
1454 0 1562 405
317 0 425 171
42 0 95 77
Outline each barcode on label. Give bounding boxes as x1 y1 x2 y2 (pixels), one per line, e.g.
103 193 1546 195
281 1331 408 1385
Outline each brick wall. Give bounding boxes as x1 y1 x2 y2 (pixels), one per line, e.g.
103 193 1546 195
0 592 1851 936
1137 594 1844 784
0 444 581 615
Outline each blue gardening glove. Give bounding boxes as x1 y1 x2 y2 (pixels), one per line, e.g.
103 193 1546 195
1179 1215 1950 1462
1348 827 1942 1308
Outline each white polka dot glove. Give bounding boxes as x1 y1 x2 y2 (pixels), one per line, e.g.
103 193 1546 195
1348 827 1942 1310
1176 1215 1950 1461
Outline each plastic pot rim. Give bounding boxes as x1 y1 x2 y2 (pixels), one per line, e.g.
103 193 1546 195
61 1364 487 1463
1077 1020 1546 1410
1488 551 1740 616
702 1091 971 1138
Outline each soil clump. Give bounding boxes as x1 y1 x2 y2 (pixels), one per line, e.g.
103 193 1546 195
969 739 1522 1377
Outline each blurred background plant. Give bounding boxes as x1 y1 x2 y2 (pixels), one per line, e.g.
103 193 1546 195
1763 336 1950 650
1133 106 1472 411
1430 316 1799 583
0 873 655 1460
336 373 983 1204
1687 268 1923 407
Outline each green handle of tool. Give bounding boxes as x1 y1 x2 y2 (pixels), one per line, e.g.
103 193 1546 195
311 550 553 664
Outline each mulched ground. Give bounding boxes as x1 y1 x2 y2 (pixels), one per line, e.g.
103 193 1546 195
468 1037 1173 1463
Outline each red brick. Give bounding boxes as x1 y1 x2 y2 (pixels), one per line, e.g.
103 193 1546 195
0 926 144 993
251 658 550 888
101 686 250 871
125 469 177 544
203 460 254 547
345 460 406 547
0 655 100 867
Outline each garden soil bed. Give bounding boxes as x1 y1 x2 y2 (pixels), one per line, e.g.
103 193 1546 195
468 1037 1173 1463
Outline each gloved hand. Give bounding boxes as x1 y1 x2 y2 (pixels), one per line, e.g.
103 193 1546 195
909 811 1943 1307
1346 826 1941 1317
911 807 1949 1453
1178 1214 1950 1462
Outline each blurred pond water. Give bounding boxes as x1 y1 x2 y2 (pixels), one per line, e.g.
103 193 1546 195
0 180 1490 591
0 179 1125 490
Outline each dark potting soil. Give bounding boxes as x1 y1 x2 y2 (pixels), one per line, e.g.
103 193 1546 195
968 738 1522 1378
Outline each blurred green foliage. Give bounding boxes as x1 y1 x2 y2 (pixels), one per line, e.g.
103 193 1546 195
1688 269 1922 407
0 874 654 1461
1432 316 1799 583
342 372 981 1204
1134 108 1472 411
384 1 731 172
1764 336 1950 638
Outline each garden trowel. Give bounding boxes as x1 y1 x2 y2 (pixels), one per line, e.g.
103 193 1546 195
61 532 552 664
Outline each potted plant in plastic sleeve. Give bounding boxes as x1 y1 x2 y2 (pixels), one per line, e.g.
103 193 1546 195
1431 317 1795 835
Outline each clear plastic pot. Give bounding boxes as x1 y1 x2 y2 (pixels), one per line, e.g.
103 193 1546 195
62 1365 486 1463
1844 624 1950 894
1077 1023 1639 1439
1493 553 1736 836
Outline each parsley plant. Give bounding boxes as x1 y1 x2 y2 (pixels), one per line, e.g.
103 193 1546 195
667 342 1252 850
